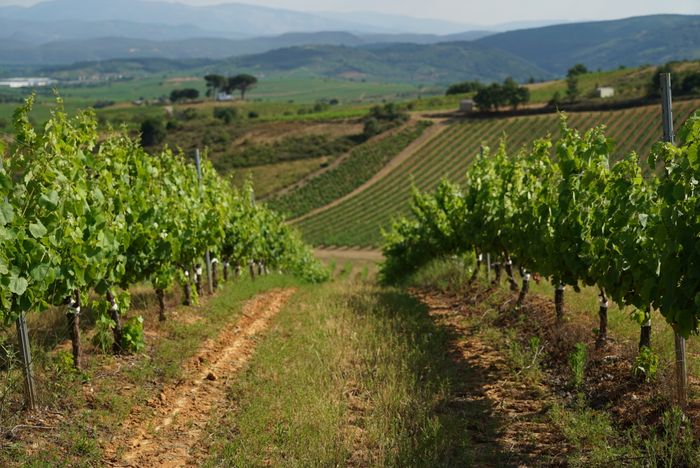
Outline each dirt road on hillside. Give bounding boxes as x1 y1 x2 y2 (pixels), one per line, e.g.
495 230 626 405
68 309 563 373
292 118 451 224
314 248 383 262
105 288 297 467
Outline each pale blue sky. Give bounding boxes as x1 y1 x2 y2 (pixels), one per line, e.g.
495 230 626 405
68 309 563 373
0 0 697 25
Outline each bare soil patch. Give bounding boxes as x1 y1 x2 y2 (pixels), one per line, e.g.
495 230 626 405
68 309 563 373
104 288 297 467
412 288 569 464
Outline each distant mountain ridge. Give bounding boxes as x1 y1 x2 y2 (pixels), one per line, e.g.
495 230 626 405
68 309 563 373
0 2 697 88
0 31 501 66
0 0 476 38
208 41 552 84
477 14 700 74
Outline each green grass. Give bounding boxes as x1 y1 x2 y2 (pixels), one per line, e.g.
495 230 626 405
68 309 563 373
205 275 504 466
0 76 433 123
296 99 700 247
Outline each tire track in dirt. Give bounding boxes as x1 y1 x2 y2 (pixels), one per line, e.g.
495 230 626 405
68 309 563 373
105 288 297 467
412 289 569 465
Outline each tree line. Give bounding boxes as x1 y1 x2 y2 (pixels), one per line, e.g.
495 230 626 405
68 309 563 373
446 77 531 111
204 74 259 100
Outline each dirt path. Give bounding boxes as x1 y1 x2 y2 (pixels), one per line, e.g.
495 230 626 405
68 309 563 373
314 248 383 262
291 118 451 224
105 288 297 467
413 289 568 465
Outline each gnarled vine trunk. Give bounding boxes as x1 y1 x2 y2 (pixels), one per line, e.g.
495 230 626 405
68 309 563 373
65 290 82 369
503 253 519 292
156 288 166 322
212 259 219 289
106 290 124 354
639 307 652 350
223 259 229 282
596 288 609 348
492 262 502 285
235 264 242 279
469 251 482 284
183 270 192 306
555 284 565 324
516 272 531 308
249 261 256 280
195 264 203 296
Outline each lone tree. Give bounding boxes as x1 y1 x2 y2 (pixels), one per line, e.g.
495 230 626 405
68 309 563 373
226 74 258 100
204 74 227 99
567 63 588 77
502 77 530 110
566 74 580 103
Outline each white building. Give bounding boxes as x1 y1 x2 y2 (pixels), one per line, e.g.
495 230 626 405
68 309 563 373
459 99 475 113
0 77 56 88
596 87 615 98
216 92 233 101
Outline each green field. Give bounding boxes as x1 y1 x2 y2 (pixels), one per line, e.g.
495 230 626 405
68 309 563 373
295 99 700 247
0 76 438 123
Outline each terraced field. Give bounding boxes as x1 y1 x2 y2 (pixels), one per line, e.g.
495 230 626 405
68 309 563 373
295 99 700 247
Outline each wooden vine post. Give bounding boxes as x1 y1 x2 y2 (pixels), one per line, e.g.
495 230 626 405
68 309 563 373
194 149 214 295
0 155 37 410
16 312 37 410
661 72 687 407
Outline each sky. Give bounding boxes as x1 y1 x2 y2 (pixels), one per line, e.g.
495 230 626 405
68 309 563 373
0 0 697 25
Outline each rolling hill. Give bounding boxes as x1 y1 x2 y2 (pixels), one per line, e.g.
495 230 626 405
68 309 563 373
477 15 700 75
290 99 700 247
213 42 552 84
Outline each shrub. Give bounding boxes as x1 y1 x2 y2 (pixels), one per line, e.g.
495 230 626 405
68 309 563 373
633 346 659 382
92 314 115 353
569 343 587 389
140 117 166 147
214 107 238 124
121 316 145 353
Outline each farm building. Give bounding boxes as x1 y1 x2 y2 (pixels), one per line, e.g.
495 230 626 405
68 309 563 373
459 99 475 113
596 87 615 98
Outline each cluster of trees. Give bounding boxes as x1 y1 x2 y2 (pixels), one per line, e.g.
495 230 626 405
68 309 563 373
445 80 484 96
649 63 700 98
204 74 259 100
382 112 700 402
444 78 530 111
473 78 530 111
362 102 410 138
170 88 200 103
1 97 327 387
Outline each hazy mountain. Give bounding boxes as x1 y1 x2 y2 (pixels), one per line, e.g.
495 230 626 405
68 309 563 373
360 31 493 45
0 32 371 65
316 11 474 35
210 42 552 84
0 18 245 44
477 14 700 74
0 0 468 37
